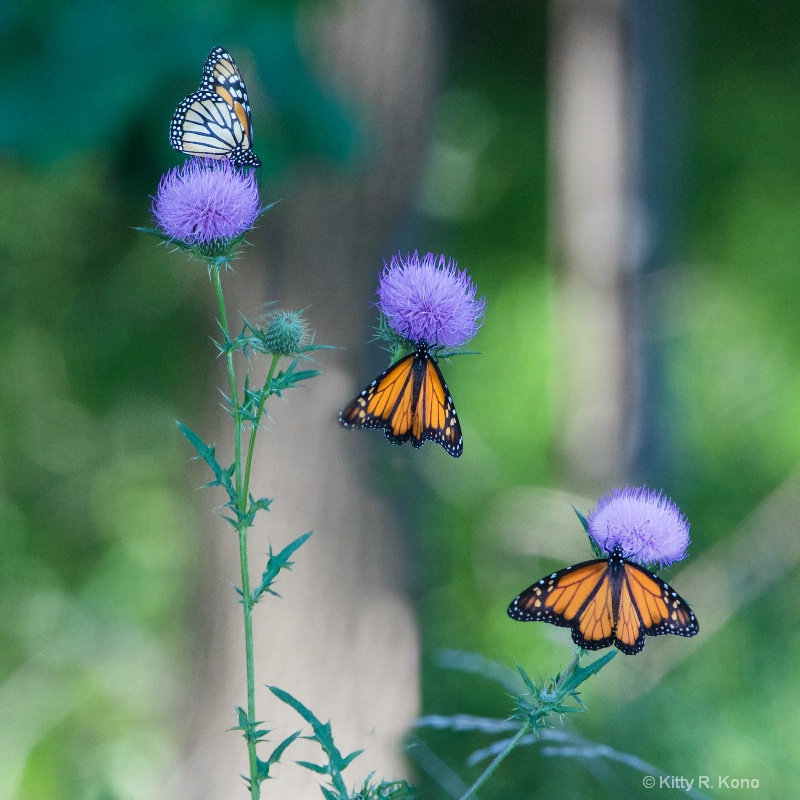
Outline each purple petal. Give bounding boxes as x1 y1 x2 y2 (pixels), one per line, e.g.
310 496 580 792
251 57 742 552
377 251 486 348
587 486 691 568
152 157 260 245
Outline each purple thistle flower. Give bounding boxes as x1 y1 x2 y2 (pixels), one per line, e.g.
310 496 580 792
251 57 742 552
152 157 260 249
377 251 486 349
587 486 690 568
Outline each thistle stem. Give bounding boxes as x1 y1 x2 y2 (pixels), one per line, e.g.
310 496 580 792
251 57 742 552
243 353 281 498
211 264 260 799
459 720 532 800
238 523 259 799
212 264 244 499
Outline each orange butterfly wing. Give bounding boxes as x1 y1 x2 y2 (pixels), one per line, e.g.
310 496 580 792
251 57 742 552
339 350 416 439
508 558 616 651
339 343 463 457
617 560 699 654
416 356 462 456
508 546 699 655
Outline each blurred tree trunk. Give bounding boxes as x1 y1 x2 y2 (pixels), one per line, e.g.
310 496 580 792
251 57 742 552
628 0 688 480
167 2 442 798
550 0 687 490
549 0 637 489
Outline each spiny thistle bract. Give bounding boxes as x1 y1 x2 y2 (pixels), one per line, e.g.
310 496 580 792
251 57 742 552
262 309 310 356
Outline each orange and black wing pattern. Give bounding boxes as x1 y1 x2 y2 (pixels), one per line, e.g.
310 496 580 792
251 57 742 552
170 46 261 168
339 342 463 457
508 546 698 655
616 557 699 653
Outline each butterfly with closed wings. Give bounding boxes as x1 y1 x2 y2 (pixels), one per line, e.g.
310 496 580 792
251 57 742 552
507 545 699 655
339 341 463 458
170 46 261 168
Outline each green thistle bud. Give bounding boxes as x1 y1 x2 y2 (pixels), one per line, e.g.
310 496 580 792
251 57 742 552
263 310 309 355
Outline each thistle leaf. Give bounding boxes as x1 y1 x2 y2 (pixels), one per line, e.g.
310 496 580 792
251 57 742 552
295 760 329 775
558 650 617 696
176 421 236 505
269 685 342 761
573 505 590 532
255 532 312 601
257 730 302 780
340 748 365 770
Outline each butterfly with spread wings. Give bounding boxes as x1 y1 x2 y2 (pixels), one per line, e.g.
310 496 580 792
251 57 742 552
507 545 699 655
170 46 261 168
339 341 463 457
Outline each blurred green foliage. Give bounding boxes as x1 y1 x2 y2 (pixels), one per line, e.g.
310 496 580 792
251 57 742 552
0 157 201 797
3 0 800 798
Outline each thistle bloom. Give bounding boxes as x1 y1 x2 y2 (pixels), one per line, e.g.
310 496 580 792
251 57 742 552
152 157 260 250
587 486 690 568
377 251 486 349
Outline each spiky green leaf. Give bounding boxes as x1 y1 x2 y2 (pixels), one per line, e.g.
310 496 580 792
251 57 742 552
558 650 617 696
255 532 312 601
573 505 590 532
295 760 329 775
339 748 365 770
257 730 302 779
176 421 236 505
269 684 344 762
516 664 539 694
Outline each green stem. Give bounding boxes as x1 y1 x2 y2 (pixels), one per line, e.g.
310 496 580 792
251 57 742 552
212 264 244 501
236 355 280 799
459 720 532 800
211 264 260 799
239 523 259 798
243 353 281 498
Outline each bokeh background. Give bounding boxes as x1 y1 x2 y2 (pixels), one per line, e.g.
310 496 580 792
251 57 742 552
2 1 799 798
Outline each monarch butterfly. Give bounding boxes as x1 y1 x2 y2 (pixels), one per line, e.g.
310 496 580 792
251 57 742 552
507 545 699 655
170 46 261 168
339 341 463 457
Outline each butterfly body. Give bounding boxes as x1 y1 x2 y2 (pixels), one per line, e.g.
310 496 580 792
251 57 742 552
339 341 463 457
170 46 261 168
508 545 698 655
